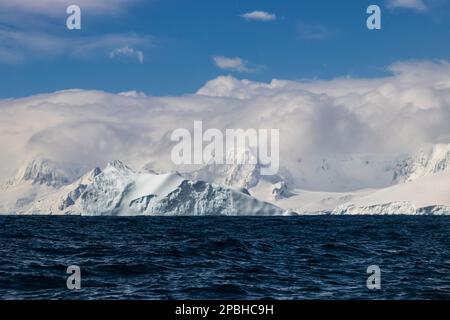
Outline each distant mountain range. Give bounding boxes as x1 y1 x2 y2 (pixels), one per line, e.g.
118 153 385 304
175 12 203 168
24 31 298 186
1 143 449 215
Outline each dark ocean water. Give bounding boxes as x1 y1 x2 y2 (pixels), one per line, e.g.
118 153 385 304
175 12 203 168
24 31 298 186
0 216 449 300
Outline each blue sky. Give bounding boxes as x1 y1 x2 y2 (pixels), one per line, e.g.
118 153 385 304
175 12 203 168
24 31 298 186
0 0 449 98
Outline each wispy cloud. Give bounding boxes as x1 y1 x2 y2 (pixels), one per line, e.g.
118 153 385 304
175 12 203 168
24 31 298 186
0 0 142 16
297 21 332 40
213 56 253 73
0 28 152 64
385 0 428 11
110 46 144 64
0 0 145 29
241 10 276 22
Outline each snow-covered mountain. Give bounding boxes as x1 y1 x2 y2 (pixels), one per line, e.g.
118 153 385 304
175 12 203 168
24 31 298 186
1 143 449 215
182 144 450 215
0 160 286 216
393 144 450 183
271 146 450 215
328 145 450 215
7 158 84 188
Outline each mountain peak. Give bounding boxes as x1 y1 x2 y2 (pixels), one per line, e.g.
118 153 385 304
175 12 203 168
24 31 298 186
105 160 133 172
16 158 75 188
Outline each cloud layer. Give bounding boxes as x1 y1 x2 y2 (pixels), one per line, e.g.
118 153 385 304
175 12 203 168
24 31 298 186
1 61 450 187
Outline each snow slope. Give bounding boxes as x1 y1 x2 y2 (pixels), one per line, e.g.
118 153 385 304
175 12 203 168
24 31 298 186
332 170 450 215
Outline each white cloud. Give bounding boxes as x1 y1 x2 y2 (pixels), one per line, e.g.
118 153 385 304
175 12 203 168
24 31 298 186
198 60 450 157
110 46 144 64
1 60 450 187
0 28 152 63
213 56 252 73
241 10 276 21
386 0 428 11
